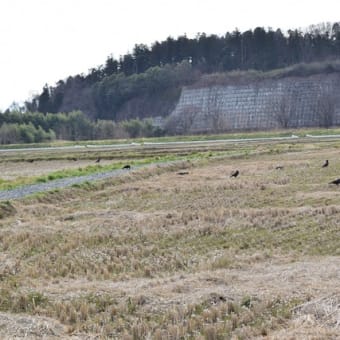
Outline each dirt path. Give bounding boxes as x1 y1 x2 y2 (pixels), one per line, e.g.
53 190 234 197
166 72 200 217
0 168 131 201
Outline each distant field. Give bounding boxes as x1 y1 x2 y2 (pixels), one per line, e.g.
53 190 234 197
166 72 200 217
0 136 339 339
1 126 340 149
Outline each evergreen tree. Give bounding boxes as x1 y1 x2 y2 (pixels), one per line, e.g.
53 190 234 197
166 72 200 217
37 85 51 113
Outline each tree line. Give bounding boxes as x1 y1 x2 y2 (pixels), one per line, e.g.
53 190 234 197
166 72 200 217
0 111 164 144
23 23 340 121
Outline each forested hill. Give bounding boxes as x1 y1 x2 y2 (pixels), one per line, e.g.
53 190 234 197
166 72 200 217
25 23 340 121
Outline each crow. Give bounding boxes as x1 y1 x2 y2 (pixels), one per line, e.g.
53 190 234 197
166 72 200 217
230 170 239 178
275 165 284 170
329 178 340 185
95 157 101 163
322 160 329 168
122 164 131 170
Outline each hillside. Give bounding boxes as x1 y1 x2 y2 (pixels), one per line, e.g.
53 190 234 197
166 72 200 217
24 23 340 123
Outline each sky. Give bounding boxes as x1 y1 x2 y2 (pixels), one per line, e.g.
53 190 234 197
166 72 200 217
0 0 339 111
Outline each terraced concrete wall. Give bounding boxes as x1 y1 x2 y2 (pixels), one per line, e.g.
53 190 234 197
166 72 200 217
168 73 340 133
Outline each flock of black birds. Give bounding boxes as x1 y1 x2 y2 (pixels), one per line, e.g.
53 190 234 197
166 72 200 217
92 157 339 184
24 156 339 185
228 159 340 186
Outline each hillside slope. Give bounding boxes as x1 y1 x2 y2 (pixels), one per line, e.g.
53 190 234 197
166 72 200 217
24 23 340 125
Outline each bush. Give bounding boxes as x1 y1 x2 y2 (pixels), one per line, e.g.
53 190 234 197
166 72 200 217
120 118 163 138
0 122 56 144
0 123 21 144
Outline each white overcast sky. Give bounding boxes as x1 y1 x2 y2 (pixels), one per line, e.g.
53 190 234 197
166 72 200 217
0 0 339 111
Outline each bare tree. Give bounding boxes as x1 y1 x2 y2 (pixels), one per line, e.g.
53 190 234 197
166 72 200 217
316 93 335 128
207 88 227 132
306 22 333 36
274 95 292 128
181 105 200 133
165 105 200 134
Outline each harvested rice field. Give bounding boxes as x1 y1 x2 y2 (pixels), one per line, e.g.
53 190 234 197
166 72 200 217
0 138 339 339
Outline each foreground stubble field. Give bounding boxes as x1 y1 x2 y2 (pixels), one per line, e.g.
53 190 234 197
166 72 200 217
0 139 339 339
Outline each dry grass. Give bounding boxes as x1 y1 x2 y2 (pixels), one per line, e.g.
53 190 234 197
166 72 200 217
0 140 339 338
0 160 96 180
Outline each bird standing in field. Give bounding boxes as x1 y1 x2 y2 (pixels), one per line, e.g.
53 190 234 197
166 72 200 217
95 157 101 163
230 170 239 178
177 171 189 175
322 160 329 168
329 178 340 185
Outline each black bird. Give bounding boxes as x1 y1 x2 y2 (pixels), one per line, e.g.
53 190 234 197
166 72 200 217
329 178 340 185
122 164 131 170
322 160 329 168
95 157 101 163
230 170 239 178
275 165 284 170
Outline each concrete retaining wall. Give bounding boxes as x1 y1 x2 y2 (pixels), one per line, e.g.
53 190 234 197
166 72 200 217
168 73 340 133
